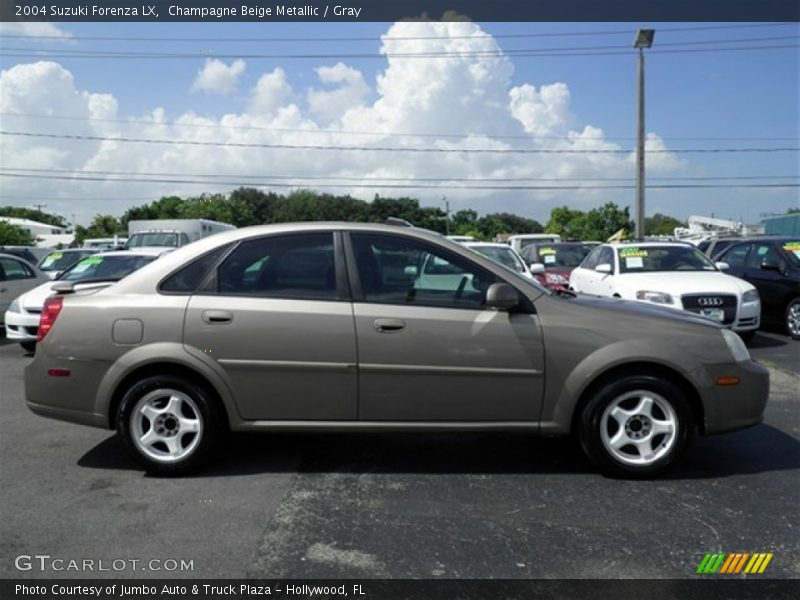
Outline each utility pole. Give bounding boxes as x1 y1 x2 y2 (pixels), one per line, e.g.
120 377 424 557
32 203 46 213
634 29 655 241
442 196 450 236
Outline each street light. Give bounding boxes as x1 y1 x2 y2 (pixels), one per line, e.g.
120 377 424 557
634 28 654 241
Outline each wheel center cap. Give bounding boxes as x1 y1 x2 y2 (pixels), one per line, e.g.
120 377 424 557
625 415 652 440
153 413 180 437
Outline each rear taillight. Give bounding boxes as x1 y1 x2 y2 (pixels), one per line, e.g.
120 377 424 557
37 296 64 342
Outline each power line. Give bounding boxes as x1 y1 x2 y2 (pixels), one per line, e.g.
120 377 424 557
2 42 797 60
3 130 797 154
2 112 796 142
0 22 794 43
3 167 798 183
1 171 797 191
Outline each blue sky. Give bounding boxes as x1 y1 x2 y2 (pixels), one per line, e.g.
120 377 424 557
0 21 797 226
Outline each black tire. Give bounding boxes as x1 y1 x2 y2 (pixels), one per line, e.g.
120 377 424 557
117 375 223 476
578 375 693 479
737 330 756 344
785 298 800 341
20 341 36 353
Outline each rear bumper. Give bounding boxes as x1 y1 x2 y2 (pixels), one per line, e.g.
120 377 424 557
5 310 39 341
25 349 112 430
699 360 770 434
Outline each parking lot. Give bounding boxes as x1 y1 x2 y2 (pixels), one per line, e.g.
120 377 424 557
1 331 797 579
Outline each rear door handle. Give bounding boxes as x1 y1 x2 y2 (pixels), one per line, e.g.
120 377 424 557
202 310 233 324
373 318 406 333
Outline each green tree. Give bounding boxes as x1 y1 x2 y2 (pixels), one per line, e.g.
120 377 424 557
474 212 543 240
75 215 126 245
646 213 686 236
0 221 35 245
545 203 633 241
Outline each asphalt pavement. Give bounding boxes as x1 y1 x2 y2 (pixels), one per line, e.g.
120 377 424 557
0 333 797 580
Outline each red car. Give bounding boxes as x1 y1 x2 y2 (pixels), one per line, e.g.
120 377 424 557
519 242 595 291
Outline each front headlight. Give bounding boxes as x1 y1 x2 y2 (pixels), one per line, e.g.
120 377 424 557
7 299 20 313
742 289 760 304
636 290 674 304
721 329 751 362
545 272 569 285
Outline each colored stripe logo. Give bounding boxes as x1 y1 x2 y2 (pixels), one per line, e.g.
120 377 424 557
697 552 773 574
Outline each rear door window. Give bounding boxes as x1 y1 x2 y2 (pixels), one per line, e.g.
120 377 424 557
216 233 338 300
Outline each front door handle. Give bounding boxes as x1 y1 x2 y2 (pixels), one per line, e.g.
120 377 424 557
202 310 233 324
373 318 406 333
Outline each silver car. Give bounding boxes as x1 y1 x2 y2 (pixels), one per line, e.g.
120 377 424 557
25 222 769 478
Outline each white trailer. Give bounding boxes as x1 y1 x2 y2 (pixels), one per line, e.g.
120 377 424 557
127 219 235 249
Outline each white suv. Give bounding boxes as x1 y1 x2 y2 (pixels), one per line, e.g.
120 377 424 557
569 242 760 338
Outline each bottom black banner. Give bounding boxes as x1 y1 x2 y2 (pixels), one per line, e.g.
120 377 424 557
3 579 799 600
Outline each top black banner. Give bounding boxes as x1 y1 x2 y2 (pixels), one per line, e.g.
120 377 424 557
2 0 799 23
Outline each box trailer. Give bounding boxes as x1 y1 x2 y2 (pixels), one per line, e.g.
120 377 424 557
127 219 235 249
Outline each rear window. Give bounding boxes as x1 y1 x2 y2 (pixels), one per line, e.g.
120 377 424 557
38 250 95 272
59 255 156 281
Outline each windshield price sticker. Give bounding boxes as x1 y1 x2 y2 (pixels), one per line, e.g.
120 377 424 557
539 247 556 255
625 257 644 269
544 255 556 264
42 253 62 266
783 242 800 256
620 248 648 258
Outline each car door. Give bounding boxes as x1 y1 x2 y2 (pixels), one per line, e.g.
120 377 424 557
347 231 545 422
183 231 357 420
0 256 40 315
570 246 601 293
578 246 615 296
743 241 789 318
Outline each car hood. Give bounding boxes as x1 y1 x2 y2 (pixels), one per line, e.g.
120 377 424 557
615 271 753 295
19 280 116 311
565 293 722 330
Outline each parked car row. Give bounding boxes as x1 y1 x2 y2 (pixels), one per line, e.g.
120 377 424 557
23 221 769 479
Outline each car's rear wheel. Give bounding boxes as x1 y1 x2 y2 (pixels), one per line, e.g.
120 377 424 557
578 375 692 478
117 375 222 475
785 298 800 340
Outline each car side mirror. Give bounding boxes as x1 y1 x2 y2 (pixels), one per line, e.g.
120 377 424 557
485 282 519 311
715 261 729 271
529 263 545 274
595 263 612 274
760 258 780 271
404 265 419 278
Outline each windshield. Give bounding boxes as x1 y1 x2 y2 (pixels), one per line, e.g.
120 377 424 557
470 246 526 273
58 254 156 282
38 250 95 272
781 241 800 267
618 245 718 274
128 232 179 247
535 244 593 268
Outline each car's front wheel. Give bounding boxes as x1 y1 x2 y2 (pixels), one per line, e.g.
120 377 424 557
20 341 36 353
578 375 692 478
785 298 800 340
117 375 222 475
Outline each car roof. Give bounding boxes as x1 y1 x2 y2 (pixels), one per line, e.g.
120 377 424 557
606 242 697 248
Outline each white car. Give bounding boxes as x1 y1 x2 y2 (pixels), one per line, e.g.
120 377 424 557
4 249 166 352
463 242 534 280
569 242 760 338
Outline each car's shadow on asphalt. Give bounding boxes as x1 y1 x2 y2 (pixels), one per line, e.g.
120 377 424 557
77 423 800 480
748 331 792 349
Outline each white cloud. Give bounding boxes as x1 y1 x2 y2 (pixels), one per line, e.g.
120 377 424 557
191 59 246 95
307 63 370 123
0 22 689 224
248 68 294 115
